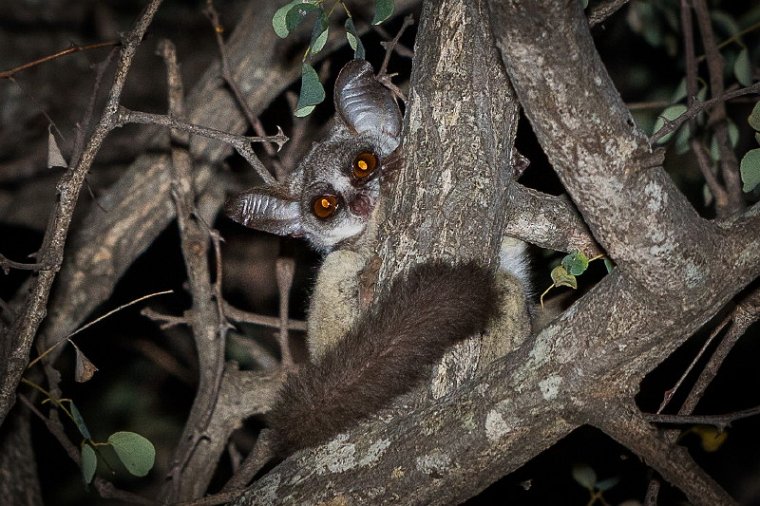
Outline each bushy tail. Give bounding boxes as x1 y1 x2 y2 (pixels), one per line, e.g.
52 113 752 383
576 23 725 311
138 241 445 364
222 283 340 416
268 261 499 455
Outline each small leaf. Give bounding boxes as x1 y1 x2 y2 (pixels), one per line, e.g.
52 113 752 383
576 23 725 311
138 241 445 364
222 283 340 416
48 131 67 168
108 431 156 477
596 476 620 491
309 12 329 54
272 0 302 38
295 63 325 117
603 258 614 273
740 148 760 192
294 105 316 118
372 0 394 25
690 425 728 452
81 443 97 484
653 104 687 144
572 464 597 489
671 78 687 103
345 18 365 59
673 124 691 155
748 101 760 132
285 3 319 34
734 48 752 87
69 402 91 440
74 347 99 383
550 265 577 290
561 250 589 276
709 120 740 161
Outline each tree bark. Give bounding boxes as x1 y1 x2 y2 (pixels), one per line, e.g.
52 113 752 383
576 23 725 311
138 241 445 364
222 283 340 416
231 0 760 504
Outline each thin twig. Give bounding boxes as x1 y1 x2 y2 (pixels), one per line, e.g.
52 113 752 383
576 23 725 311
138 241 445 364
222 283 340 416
587 401 735 506
0 253 52 273
27 290 173 370
222 302 307 331
204 0 286 179
692 0 743 215
70 47 119 169
656 316 730 414
0 0 166 427
650 82 760 144
116 107 285 184
0 40 119 79
691 139 729 212
378 14 415 76
376 14 415 103
677 288 760 417
645 404 760 430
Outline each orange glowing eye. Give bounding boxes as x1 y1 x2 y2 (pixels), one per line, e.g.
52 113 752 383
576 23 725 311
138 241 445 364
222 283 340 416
312 194 339 219
352 151 378 179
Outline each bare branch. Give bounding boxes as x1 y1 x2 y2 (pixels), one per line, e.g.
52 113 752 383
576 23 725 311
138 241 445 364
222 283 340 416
0 40 119 79
0 0 165 426
116 107 285 185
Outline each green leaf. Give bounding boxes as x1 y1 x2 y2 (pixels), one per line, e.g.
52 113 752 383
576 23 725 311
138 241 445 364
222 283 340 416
372 0 395 25
108 431 156 477
673 123 691 155
748 101 760 132
710 10 740 37
572 464 597 489
550 265 577 290
653 104 687 144
81 443 97 484
295 63 325 117
345 18 365 59
709 120 740 161
579 0 589 9
740 148 760 192
596 476 620 491
272 0 302 38
561 250 589 277
294 105 316 118
603 258 614 273
285 3 319 34
734 48 752 87
69 402 91 440
671 78 687 103
309 12 329 54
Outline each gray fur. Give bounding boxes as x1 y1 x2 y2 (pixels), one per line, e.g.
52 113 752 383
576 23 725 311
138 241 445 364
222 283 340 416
225 60 403 253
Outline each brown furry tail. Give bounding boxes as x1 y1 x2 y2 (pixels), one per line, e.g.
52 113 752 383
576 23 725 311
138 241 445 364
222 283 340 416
267 261 499 456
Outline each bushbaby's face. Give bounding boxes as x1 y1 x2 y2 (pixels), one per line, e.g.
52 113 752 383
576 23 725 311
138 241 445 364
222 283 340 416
225 60 402 253
292 130 388 252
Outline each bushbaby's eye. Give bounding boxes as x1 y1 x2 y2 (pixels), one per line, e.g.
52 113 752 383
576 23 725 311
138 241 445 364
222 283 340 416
352 151 378 180
312 194 339 219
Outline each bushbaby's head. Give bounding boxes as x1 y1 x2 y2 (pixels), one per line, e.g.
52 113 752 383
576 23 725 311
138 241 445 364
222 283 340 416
226 60 403 253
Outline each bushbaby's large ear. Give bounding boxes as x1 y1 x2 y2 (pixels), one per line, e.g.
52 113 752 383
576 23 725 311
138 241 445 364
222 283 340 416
225 185 303 237
334 60 402 156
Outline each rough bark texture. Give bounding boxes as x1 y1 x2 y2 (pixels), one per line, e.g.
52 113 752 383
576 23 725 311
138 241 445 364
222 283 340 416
231 0 759 504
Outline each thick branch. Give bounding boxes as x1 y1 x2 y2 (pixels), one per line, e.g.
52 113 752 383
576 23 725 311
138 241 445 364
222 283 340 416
505 185 601 255
235 1 760 503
